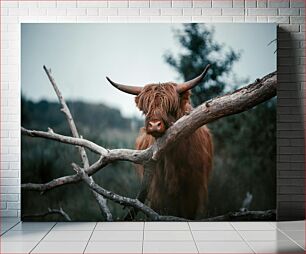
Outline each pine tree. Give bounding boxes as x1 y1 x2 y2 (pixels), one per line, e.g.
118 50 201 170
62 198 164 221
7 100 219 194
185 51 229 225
164 24 276 217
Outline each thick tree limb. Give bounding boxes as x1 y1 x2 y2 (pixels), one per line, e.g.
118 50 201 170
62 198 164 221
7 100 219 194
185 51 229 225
43 66 112 221
22 207 71 221
152 71 277 160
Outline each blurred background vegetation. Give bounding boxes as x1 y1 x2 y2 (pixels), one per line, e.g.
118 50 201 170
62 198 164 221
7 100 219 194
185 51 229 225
21 24 276 221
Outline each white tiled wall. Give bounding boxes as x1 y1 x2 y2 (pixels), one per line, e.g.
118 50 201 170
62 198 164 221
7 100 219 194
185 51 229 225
0 0 305 219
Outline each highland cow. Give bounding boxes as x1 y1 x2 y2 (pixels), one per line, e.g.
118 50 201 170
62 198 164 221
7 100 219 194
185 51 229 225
106 65 213 219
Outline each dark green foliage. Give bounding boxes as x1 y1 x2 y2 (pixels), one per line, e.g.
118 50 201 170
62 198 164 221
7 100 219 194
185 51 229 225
164 24 276 218
164 23 245 105
21 97 142 221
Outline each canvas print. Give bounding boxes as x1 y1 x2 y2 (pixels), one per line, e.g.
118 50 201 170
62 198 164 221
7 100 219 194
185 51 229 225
21 23 276 221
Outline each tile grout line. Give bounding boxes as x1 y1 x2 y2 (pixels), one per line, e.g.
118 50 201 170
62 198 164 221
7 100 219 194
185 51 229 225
276 227 305 251
268 221 277 229
230 222 256 254
0 220 20 236
29 222 57 254
142 221 145 254
187 222 200 254
83 222 97 254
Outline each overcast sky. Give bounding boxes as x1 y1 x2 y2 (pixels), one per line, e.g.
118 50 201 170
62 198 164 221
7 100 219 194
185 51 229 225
21 23 276 118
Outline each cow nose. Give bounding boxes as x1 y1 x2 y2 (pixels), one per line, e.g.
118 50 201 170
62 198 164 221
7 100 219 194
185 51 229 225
147 120 165 135
148 120 162 131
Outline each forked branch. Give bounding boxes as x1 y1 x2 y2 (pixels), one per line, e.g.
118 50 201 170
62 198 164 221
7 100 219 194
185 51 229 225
43 66 112 221
22 207 71 221
72 163 185 221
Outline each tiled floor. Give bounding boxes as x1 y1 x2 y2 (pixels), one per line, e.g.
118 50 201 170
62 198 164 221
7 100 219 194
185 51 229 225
0 218 304 253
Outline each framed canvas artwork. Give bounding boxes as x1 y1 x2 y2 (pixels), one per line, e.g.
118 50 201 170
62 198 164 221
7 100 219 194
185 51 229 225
21 23 276 222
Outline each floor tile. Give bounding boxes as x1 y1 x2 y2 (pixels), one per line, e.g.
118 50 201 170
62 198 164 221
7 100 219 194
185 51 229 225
1 229 7 235
144 230 193 241
231 221 275 231
189 222 234 231
295 240 305 250
11 222 55 231
1 221 21 234
276 221 305 231
85 241 142 253
249 240 304 253
90 230 143 241
96 222 143 231
196 241 253 253
239 230 290 241
282 230 305 249
1 230 48 242
1 221 21 229
1 218 20 223
192 230 242 241
269 222 278 229
145 222 190 230
42 230 92 242
32 241 87 253
143 241 198 253
52 222 96 231
0 241 37 253
282 230 305 241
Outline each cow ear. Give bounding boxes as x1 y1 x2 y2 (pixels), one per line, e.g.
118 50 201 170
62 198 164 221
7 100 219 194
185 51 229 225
180 90 190 101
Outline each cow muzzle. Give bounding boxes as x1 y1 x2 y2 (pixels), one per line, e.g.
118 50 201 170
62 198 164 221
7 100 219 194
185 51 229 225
147 120 165 137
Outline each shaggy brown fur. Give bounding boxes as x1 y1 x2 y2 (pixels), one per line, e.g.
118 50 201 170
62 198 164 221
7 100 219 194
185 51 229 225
134 83 213 219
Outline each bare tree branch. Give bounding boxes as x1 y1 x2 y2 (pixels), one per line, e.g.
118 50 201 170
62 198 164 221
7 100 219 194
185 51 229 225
152 71 277 160
91 190 113 221
21 156 106 192
201 209 276 221
43 65 112 221
72 163 275 222
21 127 108 155
21 127 150 163
22 207 71 221
124 161 155 221
21 149 145 193
72 163 185 221
22 70 277 221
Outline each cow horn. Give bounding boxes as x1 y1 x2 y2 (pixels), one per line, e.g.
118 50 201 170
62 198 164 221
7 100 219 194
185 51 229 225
176 64 211 94
106 77 142 95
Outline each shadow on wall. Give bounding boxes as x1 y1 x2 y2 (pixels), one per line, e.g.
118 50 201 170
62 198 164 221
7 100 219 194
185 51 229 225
277 27 305 221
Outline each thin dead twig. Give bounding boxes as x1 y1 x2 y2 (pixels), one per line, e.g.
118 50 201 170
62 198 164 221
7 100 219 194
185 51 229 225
22 207 71 221
43 65 112 221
